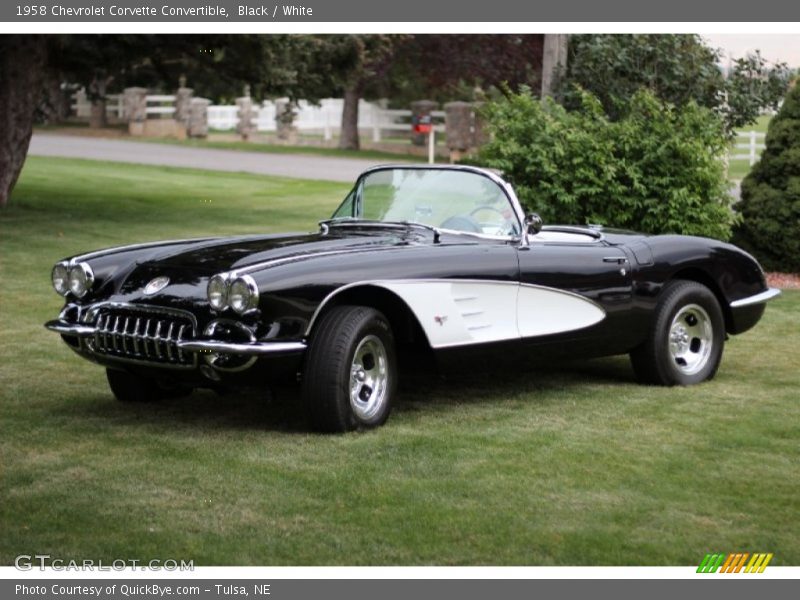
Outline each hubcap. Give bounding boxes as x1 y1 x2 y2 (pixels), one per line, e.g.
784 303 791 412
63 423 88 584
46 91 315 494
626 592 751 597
349 334 389 420
668 303 713 375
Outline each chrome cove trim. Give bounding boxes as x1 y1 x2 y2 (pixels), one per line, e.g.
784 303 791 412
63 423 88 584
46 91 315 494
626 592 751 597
730 288 781 308
178 340 307 355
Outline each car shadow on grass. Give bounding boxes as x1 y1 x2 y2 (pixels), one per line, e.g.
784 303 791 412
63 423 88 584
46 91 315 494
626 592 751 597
55 355 637 433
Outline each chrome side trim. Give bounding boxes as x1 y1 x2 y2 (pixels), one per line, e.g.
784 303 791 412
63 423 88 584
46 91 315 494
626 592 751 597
178 340 307 355
730 288 781 308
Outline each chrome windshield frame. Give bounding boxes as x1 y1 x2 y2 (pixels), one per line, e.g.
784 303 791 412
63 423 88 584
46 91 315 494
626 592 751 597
329 165 526 241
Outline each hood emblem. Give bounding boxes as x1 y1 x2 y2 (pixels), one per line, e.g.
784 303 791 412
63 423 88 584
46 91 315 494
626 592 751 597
144 276 170 295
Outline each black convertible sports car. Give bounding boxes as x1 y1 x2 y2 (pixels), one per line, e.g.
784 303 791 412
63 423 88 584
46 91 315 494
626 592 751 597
46 165 779 431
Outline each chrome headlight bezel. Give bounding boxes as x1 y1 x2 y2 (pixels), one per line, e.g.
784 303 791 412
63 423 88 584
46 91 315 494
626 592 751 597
67 262 94 298
52 262 71 296
229 275 259 315
207 274 229 311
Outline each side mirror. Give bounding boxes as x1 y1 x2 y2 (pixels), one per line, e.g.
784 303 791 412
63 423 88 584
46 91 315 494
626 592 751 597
524 213 543 236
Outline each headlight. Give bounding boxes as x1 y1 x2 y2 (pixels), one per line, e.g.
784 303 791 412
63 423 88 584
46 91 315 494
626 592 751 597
67 263 94 298
52 262 70 296
229 276 259 314
207 274 229 310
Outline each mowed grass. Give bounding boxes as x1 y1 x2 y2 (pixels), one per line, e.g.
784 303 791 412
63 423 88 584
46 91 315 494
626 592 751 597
1 156 799 566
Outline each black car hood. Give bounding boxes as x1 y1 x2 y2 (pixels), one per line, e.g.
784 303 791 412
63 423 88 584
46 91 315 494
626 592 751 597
138 229 422 275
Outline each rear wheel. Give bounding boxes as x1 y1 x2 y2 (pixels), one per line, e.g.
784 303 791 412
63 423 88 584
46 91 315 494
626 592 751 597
630 280 725 386
302 306 397 432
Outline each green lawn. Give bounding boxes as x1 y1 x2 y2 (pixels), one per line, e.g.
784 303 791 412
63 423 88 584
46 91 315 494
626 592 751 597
1 157 799 566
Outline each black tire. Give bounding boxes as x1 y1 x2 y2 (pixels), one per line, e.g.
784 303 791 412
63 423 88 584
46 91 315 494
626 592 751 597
302 305 397 433
106 368 165 403
630 280 725 386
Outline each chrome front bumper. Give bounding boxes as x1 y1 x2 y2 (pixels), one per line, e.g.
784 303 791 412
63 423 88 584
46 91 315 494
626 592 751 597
45 320 307 356
729 287 781 308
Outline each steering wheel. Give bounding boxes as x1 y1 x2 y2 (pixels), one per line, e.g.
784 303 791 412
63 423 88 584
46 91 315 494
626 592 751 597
469 205 507 219
469 204 517 236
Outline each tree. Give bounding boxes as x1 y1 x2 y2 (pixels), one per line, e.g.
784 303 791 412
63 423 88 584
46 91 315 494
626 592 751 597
733 81 800 272
386 35 544 105
559 35 790 134
0 36 47 209
478 87 735 240
722 51 792 130
0 35 330 208
315 36 404 150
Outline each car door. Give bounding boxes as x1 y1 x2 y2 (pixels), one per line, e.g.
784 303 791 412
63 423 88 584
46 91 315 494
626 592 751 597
516 231 635 354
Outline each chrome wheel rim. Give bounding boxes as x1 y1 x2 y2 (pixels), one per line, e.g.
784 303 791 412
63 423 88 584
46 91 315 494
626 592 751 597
668 303 713 375
349 334 389 421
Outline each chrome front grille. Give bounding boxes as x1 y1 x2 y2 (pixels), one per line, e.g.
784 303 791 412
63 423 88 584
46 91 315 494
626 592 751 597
85 305 196 368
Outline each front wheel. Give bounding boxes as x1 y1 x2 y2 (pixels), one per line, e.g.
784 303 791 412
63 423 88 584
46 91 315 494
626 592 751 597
302 306 397 432
630 280 725 386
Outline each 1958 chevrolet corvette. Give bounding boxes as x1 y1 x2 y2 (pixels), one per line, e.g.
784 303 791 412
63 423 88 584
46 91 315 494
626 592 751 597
46 165 780 431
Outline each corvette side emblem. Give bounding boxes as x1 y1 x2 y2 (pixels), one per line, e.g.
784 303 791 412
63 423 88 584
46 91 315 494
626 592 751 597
144 276 170 295
434 315 448 326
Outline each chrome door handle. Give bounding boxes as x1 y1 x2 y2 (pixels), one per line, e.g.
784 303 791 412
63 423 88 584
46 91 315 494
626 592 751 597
602 257 628 264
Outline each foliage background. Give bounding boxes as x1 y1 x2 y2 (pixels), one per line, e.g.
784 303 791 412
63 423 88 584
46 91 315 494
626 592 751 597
478 87 735 240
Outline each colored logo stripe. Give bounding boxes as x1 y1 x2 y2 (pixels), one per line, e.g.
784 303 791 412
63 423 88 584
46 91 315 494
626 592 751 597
698 553 773 573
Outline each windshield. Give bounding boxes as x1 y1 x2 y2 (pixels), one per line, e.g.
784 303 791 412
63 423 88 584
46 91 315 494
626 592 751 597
331 168 520 237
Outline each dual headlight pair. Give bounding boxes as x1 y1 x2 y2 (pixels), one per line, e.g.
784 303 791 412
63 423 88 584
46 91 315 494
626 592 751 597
52 262 94 298
207 274 259 314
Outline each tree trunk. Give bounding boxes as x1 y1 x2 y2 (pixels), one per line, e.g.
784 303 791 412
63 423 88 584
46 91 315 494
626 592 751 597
338 84 361 150
88 74 109 129
0 36 47 209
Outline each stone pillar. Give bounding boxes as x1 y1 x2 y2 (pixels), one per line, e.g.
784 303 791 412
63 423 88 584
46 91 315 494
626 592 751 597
410 100 437 146
74 88 89 118
274 97 297 143
444 101 473 163
123 87 147 136
188 98 209 138
174 87 193 127
471 102 490 149
236 94 256 141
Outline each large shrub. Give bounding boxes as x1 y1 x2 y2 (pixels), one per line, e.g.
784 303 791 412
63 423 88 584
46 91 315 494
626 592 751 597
733 83 800 272
478 87 735 240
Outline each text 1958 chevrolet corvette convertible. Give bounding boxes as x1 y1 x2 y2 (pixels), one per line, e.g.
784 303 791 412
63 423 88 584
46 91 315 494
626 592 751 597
46 165 780 431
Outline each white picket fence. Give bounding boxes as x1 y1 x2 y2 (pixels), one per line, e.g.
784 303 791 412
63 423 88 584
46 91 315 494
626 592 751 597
208 98 445 141
72 91 445 141
71 92 176 119
731 130 766 165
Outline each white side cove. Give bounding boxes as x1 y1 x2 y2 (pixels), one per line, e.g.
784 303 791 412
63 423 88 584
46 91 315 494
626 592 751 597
340 279 606 349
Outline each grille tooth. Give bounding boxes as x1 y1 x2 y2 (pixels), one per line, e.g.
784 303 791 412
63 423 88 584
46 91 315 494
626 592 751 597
153 321 163 359
122 317 131 354
166 322 175 362
86 306 195 368
111 316 120 351
176 324 187 362
132 318 141 354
